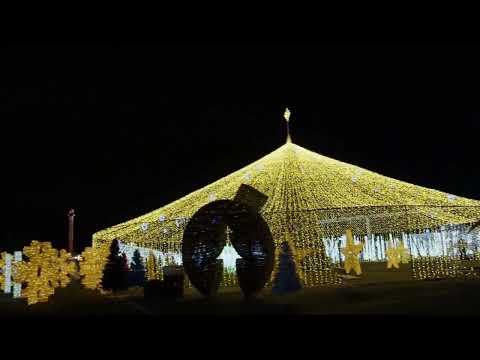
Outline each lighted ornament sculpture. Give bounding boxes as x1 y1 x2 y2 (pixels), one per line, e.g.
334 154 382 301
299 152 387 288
14 241 75 305
386 242 401 269
182 184 275 297
79 245 109 291
341 229 363 275
93 109 480 287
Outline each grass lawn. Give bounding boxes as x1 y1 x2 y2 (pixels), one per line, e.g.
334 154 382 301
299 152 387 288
2 273 480 317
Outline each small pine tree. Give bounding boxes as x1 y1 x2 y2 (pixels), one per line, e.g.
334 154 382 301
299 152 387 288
101 239 128 292
272 241 302 295
130 249 145 272
128 249 146 286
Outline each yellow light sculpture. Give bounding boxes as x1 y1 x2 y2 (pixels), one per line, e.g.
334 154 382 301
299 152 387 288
146 251 159 280
54 249 76 287
92 125 480 287
341 229 363 275
14 241 74 305
0 252 6 291
397 241 411 264
386 242 401 269
79 244 109 291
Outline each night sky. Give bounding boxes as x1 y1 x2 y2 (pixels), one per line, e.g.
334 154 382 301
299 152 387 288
1 46 479 253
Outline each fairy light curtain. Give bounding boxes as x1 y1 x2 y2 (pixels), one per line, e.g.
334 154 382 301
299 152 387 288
93 119 480 287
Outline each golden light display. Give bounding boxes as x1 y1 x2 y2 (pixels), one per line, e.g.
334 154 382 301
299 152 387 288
397 241 411 264
412 256 459 280
92 110 480 287
341 229 363 275
146 251 160 280
79 244 109 291
386 242 401 269
0 252 7 291
14 241 75 305
54 249 76 287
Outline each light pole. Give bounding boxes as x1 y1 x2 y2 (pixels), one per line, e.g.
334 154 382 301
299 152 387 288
68 209 75 254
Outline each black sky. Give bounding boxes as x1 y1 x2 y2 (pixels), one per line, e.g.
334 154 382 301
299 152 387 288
1 46 479 252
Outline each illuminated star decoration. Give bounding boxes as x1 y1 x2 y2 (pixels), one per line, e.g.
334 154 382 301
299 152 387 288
79 244 110 291
341 229 363 275
14 241 75 305
386 242 401 269
284 108 291 122
397 241 411 264
386 241 410 269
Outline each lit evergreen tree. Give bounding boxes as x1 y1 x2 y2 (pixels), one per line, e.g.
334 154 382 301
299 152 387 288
101 239 128 292
129 249 146 286
130 249 145 272
272 241 302 295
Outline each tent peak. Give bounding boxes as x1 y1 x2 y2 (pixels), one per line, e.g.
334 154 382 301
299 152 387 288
284 107 292 144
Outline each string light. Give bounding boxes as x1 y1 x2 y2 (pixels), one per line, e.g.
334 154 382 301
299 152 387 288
93 117 480 287
412 255 459 280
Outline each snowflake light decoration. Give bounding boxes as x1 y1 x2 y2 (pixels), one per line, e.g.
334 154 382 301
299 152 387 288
79 244 109 291
0 252 7 292
140 223 149 231
175 217 187 228
54 249 76 287
14 241 75 305
448 194 458 203
242 172 253 183
255 164 264 171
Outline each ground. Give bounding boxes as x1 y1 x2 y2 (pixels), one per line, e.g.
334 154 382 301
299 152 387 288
2 270 480 316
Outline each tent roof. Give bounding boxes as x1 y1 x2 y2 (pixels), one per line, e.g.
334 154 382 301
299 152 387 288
93 141 480 244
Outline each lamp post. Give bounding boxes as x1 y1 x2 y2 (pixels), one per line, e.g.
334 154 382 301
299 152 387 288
68 209 75 254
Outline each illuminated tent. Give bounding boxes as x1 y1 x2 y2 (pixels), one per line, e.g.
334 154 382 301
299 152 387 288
93 136 480 286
